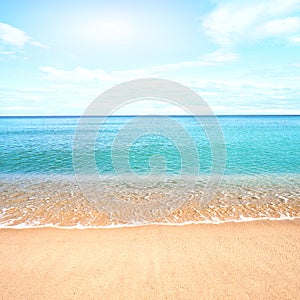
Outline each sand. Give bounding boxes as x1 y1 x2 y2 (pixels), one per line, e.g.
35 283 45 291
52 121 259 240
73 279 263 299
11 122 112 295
0 220 299 299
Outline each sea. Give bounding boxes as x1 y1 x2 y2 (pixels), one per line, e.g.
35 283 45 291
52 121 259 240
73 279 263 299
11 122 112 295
0 115 299 227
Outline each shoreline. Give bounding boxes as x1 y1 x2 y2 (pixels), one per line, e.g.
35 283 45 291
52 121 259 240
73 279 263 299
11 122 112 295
0 215 299 229
1 173 299 227
0 219 299 299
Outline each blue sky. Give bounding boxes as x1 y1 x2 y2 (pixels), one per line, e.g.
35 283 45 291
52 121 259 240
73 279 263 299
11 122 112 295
1 0 300 115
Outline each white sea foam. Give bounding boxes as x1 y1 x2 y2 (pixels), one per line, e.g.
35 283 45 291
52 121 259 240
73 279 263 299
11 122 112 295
0 216 299 230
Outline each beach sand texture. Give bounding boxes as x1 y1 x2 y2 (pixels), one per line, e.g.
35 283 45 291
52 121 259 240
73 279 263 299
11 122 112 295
0 220 299 299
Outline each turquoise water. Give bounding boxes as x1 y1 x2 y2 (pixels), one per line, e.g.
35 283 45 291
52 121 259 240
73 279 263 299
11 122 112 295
0 116 299 175
0 115 299 226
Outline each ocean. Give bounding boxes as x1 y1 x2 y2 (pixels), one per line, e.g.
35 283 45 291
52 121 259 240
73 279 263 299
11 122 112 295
0 115 299 227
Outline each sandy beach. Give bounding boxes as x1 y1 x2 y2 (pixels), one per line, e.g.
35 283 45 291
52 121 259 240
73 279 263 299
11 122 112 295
0 220 299 299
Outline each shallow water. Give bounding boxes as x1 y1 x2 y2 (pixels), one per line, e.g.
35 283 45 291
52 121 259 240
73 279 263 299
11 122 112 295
0 116 299 227
0 174 299 227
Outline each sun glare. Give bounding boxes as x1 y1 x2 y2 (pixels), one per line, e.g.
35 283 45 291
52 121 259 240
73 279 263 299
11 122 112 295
76 16 136 46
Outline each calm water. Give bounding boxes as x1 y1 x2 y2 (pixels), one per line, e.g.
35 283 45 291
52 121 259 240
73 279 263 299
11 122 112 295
1 115 299 175
0 116 299 227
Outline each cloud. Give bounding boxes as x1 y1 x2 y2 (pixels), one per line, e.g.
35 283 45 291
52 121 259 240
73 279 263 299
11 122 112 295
40 66 112 82
256 17 300 38
202 48 238 62
40 49 238 83
37 54 300 115
2 75 300 116
7 85 290 115
0 50 15 56
201 0 300 45
37 64 300 115
289 35 300 43
185 79 300 115
0 22 30 47
0 85 97 116
40 66 157 83
0 22 46 54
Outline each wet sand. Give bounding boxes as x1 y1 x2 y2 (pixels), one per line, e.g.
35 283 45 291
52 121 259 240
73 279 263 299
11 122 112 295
0 220 299 299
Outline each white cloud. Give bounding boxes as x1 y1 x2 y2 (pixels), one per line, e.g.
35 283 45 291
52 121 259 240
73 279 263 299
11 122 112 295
202 0 300 45
0 22 29 47
113 100 187 116
1 106 41 111
289 35 300 43
256 17 300 38
37 64 300 115
0 50 15 56
40 66 156 83
203 48 238 62
0 85 97 116
0 22 46 54
202 2 262 45
40 66 112 82
40 49 238 83
2 74 300 115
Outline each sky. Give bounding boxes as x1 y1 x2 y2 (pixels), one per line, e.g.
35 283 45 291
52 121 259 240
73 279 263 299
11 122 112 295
0 0 300 115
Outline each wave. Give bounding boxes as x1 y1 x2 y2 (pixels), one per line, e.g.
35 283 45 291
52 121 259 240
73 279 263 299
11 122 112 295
0 216 299 229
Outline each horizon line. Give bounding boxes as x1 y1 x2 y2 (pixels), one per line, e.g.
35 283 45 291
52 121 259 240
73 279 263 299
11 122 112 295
0 114 300 118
